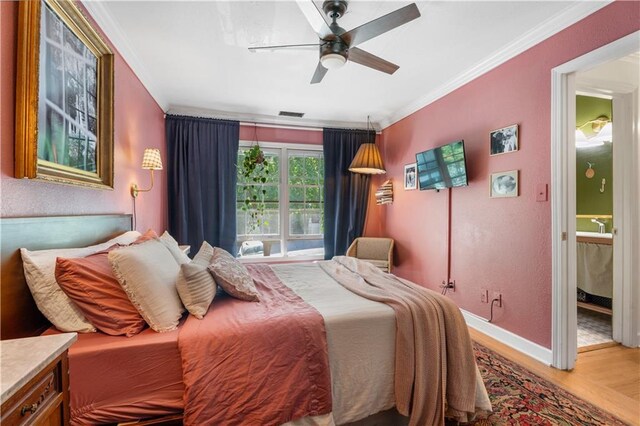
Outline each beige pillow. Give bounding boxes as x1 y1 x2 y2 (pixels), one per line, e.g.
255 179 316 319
109 239 184 332
176 242 216 319
20 230 141 332
208 248 260 302
160 231 191 265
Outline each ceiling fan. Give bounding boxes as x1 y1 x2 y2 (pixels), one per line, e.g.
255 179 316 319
248 0 421 84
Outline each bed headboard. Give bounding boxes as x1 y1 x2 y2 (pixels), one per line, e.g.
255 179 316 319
1 214 132 340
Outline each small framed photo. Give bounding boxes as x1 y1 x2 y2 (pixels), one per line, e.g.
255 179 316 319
490 124 519 156
490 170 519 198
404 163 417 190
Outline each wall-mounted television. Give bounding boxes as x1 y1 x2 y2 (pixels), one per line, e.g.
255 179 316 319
415 140 468 191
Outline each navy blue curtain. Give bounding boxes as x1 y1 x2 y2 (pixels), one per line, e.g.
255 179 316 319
323 128 374 259
166 115 239 254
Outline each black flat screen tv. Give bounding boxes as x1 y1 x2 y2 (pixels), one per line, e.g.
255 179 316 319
415 140 468 191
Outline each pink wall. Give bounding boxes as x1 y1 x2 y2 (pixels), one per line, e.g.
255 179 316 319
1 1 166 233
239 125 322 145
375 2 639 348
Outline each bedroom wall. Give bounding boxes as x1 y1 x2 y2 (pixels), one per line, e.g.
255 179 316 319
375 1 639 348
0 1 166 233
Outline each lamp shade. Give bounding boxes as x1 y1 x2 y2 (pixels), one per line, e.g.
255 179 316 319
141 148 163 170
592 122 612 143
349 143 386 174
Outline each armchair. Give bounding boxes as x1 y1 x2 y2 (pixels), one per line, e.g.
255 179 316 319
346 237 394 273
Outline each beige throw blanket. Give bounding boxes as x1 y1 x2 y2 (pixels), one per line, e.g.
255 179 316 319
319 256 479 426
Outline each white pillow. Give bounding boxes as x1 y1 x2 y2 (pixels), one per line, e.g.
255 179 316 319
160 231 191 265
176 241 216 319
20 230 142 333
109 239 184 332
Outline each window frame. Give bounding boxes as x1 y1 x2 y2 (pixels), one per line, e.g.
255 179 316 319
237 140 324 261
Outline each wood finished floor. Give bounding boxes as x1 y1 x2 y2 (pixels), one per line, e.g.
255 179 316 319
469 328 640 425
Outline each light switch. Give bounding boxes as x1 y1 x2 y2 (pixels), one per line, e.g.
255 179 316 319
536 184 548 202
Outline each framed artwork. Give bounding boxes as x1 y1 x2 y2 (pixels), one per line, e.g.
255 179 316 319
15 0 114 189
490 170 519 198
404 163 417 190
490 124 519 156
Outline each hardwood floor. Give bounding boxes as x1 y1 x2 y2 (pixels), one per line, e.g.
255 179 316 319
469 328 640 425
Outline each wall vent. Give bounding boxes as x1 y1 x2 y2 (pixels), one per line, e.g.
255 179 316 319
278 111 305 118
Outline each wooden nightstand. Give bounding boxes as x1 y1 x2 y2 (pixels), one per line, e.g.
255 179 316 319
1 333 77 425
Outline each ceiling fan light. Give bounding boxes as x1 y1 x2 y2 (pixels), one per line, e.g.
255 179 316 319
321 53 347 70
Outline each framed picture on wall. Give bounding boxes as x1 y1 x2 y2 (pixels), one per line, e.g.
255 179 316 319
14 0 115 189
490 170 519 198
490 124 519 156
404 163 417 190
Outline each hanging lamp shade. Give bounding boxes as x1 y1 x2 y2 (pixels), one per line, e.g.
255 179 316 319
349 143 386 174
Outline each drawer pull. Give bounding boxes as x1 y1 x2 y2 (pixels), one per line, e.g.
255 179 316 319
20 377 53 416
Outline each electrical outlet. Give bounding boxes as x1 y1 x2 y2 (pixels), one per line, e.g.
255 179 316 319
480 289 488 303
493 291 503 307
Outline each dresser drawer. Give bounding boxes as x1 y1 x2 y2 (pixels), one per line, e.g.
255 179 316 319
1 351 69 426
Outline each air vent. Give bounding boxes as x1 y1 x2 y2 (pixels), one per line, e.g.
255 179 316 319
278 111 305 118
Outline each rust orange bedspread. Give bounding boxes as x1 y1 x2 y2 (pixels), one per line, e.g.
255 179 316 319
178 264 332 426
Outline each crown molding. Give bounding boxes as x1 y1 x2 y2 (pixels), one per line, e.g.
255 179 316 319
82 1 168 110
378 1 612 129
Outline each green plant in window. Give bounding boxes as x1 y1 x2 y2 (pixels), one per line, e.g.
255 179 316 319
239 145 270 234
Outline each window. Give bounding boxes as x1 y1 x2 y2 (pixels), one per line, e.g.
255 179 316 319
236 142 324 259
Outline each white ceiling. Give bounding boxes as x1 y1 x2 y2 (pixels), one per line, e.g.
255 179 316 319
84 1 610 129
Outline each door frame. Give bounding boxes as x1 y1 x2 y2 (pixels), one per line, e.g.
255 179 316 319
551 31 639 370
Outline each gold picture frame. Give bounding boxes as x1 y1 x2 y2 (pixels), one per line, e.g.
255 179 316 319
15 0 114 189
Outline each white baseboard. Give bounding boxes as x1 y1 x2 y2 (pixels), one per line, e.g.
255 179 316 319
462 309 553 365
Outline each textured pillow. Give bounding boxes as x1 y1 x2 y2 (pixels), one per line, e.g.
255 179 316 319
160 231 191 265
55 246 146 337
176 242 216 319
109 239 184 332
20 230 141 332
208 248 260 302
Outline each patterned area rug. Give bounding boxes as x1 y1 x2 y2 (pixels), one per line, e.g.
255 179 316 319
465 343 629 425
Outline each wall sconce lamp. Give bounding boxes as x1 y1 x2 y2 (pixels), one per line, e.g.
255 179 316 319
349 116 386 175
131 148 163 198
576 115 612 148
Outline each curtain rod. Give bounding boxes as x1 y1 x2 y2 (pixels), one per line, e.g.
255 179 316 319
239 121 381 134
164 114 380 133
239 121 322 132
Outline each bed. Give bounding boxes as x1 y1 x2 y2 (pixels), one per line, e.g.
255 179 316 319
0 215 491 425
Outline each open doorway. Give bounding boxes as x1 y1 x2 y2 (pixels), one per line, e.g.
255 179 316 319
574 92 614 352
551 32 639 370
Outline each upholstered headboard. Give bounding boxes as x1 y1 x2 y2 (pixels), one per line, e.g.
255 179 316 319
0 214 132 340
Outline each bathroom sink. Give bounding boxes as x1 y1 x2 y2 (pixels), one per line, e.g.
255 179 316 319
576 231 613 240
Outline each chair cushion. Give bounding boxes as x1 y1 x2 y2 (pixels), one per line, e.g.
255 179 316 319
355 238 392 260
361 259 390 272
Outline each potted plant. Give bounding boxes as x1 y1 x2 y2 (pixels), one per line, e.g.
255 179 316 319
239 144 270 234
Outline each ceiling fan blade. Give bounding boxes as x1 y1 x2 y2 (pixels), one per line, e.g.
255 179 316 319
248 43 321 52
295 0 334 39
348 47 399 75
310 62 328 84
342 3 420 47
